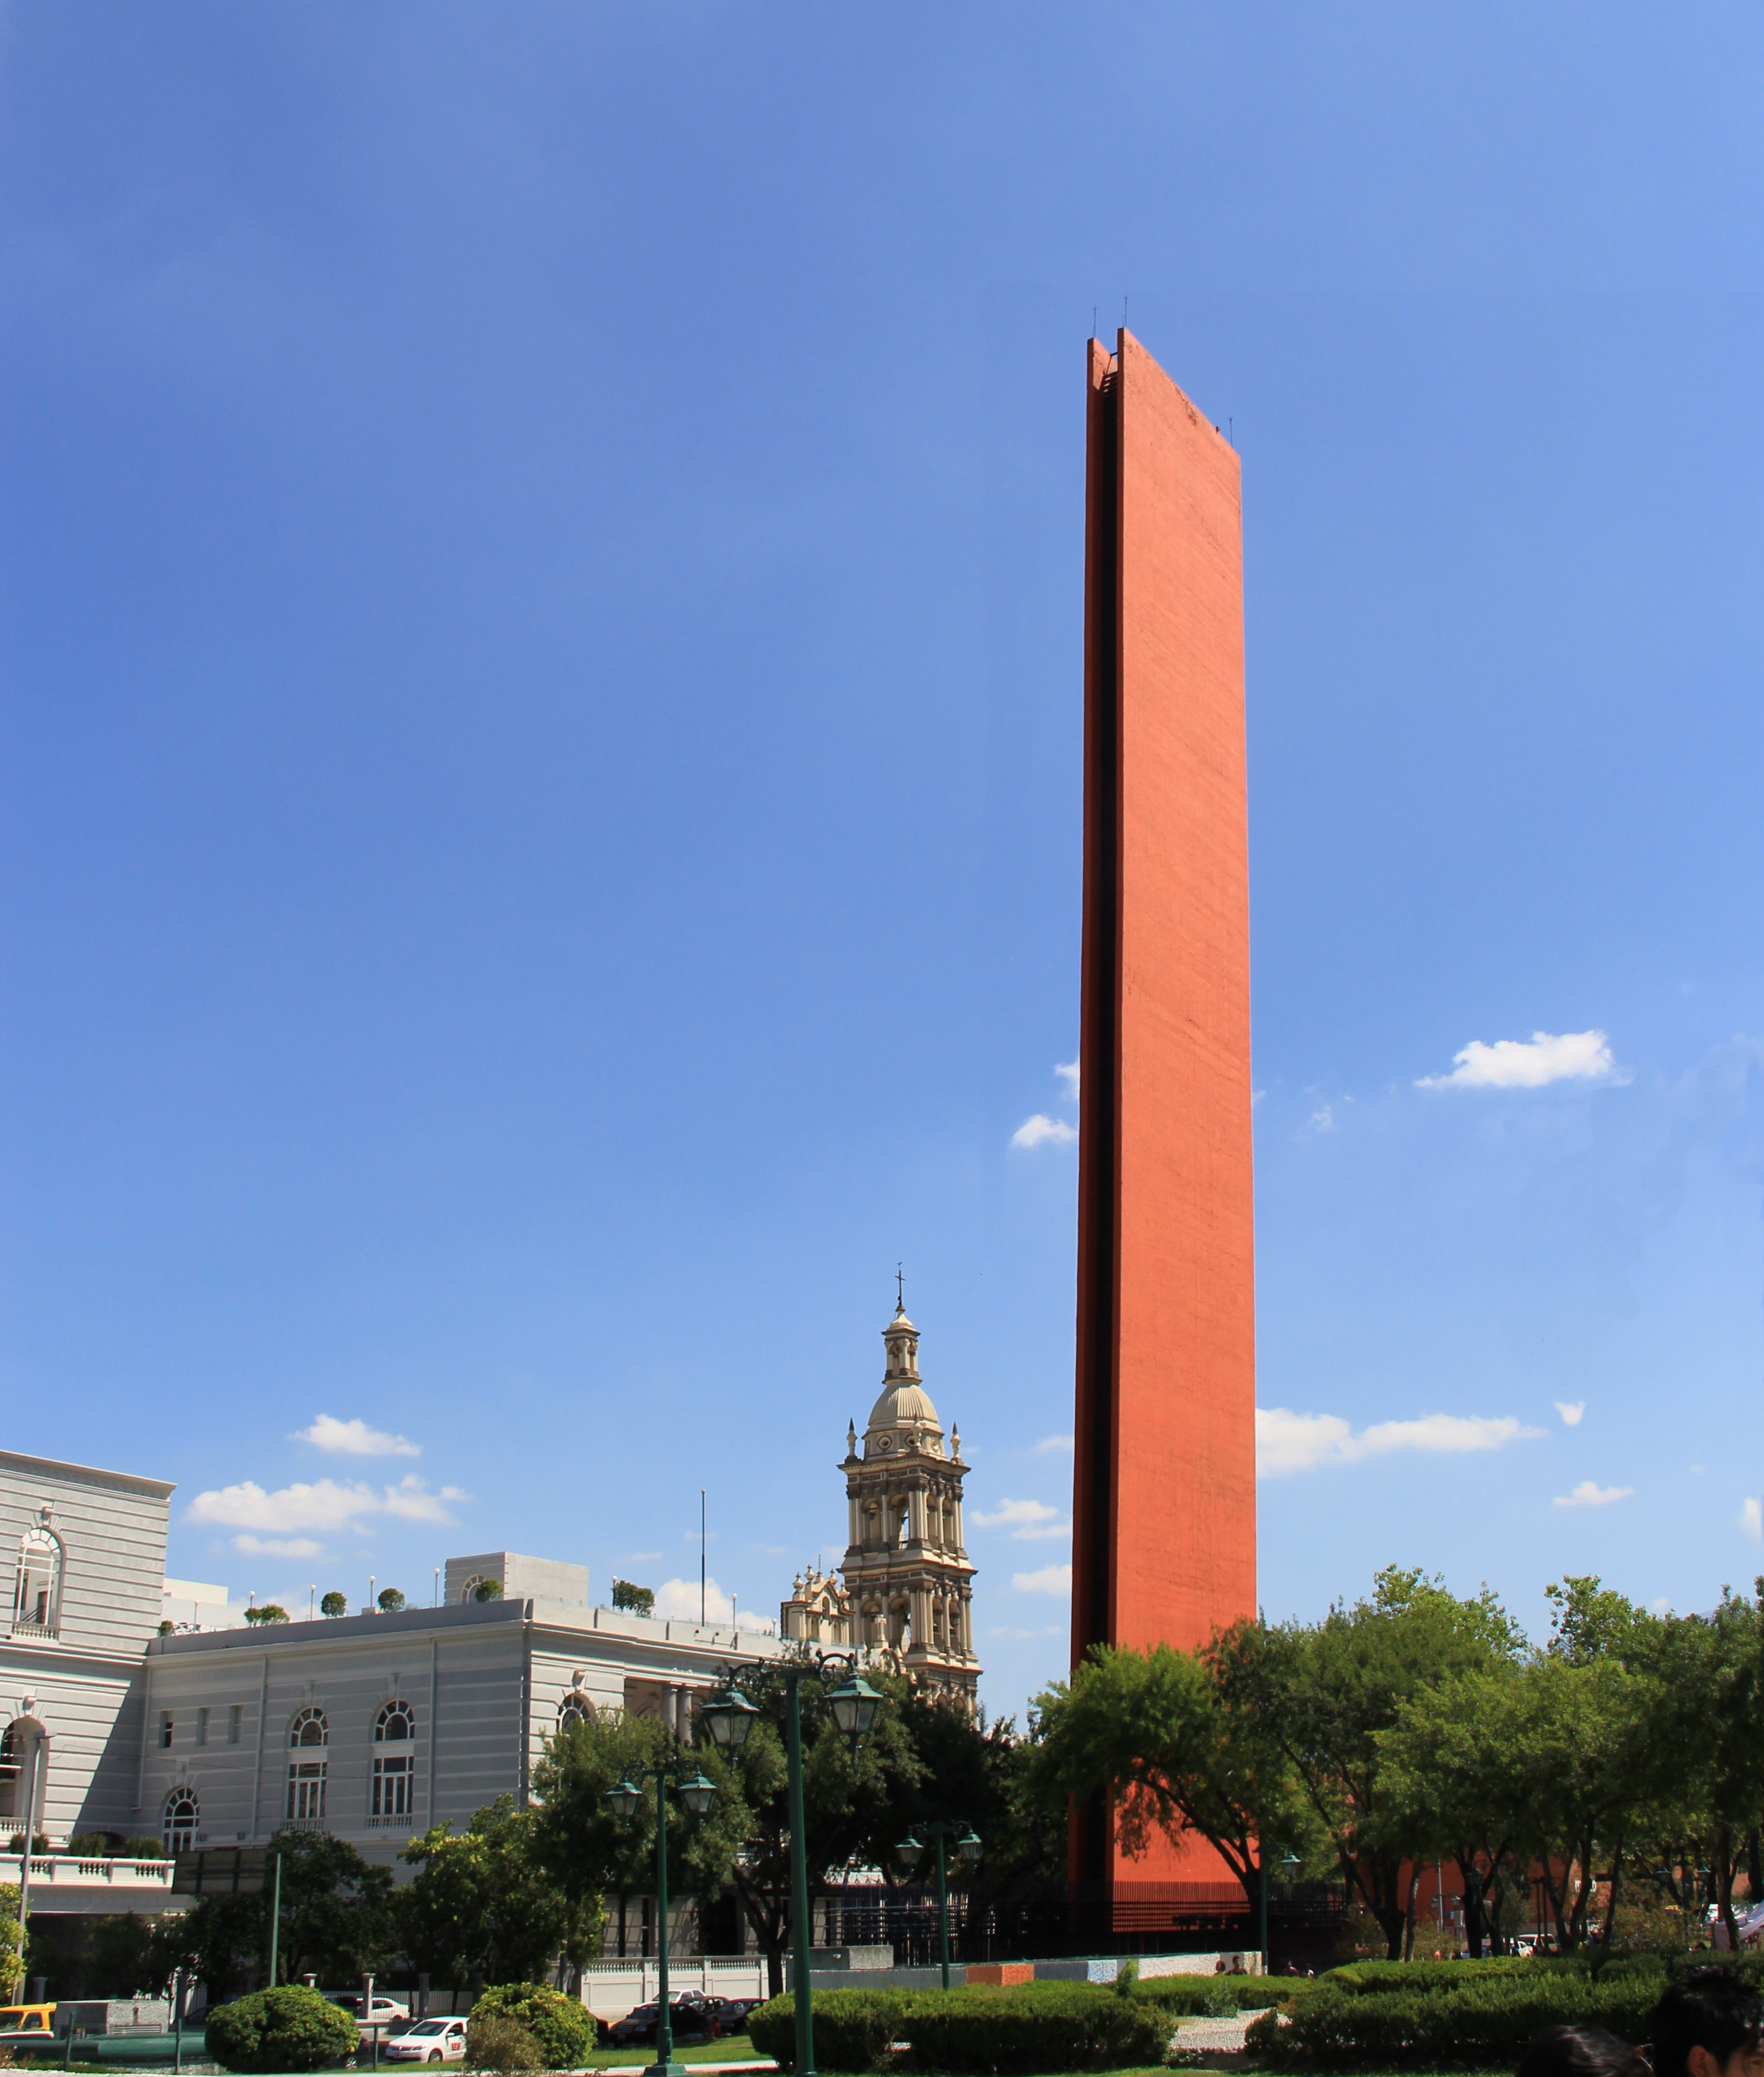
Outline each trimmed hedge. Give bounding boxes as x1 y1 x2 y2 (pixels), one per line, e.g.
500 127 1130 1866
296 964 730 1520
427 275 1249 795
750 1980 1173 2073
1246 1971 1662 2068
900 1982 1175 2073
1134 1972 1299 2014
469 1983 594 2069
748 1990 913 2072
205 1986 360 2073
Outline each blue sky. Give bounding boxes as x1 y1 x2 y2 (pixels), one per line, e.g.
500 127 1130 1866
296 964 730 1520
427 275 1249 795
5 6 1764 1722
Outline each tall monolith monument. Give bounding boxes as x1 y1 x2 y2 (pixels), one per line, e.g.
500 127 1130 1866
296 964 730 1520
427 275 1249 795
1069 330 1259 1901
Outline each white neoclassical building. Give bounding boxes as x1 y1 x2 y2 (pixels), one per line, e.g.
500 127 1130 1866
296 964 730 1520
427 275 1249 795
1 1449 783 1891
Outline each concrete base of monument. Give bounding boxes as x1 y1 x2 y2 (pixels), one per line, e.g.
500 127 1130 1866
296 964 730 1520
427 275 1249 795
786 1950 1262 1993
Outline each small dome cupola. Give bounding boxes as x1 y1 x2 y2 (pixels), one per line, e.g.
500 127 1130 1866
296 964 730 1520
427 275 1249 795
883 1302 920 1382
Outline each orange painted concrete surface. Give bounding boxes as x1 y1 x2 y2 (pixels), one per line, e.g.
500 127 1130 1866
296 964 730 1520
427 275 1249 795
964 1963 1036 1987
1070 332 1258 1891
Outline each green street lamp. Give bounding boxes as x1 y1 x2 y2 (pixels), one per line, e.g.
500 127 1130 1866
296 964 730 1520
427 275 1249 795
602 1755 723 2077
894 1820 982 1989
1260 1849 1300 1978
703 1658 882 2077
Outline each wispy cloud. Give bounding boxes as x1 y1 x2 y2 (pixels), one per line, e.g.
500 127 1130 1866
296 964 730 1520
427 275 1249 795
626 1550 663 1564
971 1498 1070 1541
1308 1104 1336 1133
293 1413 421 1459
188 1474 467 1534
231 1534 325 1559
1256 1406 1543 1477
1555 1401 1586 1427
1034 1434 1075 1456
1055 1060 1079 1101
1011 1114 1076 1150
988 1624 1064 1640
653 1575 733 1622
1741 1498 1762 1545
1554 1480 1634 1508
1012 1562 1072 1597
1418 1029 1619 1091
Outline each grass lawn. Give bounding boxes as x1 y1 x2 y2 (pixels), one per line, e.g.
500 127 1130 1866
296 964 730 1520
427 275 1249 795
587 2033 761 2066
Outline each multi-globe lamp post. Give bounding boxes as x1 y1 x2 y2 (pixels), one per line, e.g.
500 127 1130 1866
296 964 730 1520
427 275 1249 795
701 1658 883 2077
602 1755 722 2077
892 1821 982 1988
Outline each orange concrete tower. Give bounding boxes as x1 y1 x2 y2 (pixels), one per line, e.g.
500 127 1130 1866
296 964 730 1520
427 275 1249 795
1069 331 1258 1895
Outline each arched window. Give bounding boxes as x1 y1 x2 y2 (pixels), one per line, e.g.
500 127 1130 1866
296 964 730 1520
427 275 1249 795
163 1786 199 1854
0 1722 21 1821
459 1575 482 1603
556 1689 596 1732
371 1702 415 1822
286 1707 328 1825
12 1521 63 1639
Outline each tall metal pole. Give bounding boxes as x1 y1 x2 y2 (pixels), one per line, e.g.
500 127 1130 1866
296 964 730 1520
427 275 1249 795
15 1735 42 1936
1258 1848 1268 1979
786 1673 817 2077
653 1769 674 2076
936 1831 950 1991
267 1850 282 1985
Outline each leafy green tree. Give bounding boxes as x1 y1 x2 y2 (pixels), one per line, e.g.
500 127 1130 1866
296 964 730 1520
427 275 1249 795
1236 1567 1524 1959
701 1655 924 1998
1378 1659 1529 1955
610 1580 653 1615
474 1580 503 1602
1034 1635 1315 1934
205 1984 359 2072
377 1587 406 1613
529 1708 749 1971
320 1592 348 1618
396 1795 601 1996
1 1885 25 1999
244 1604 290 1625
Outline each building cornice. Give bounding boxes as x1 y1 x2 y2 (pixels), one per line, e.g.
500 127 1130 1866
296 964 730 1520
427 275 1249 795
0 1449 174 1501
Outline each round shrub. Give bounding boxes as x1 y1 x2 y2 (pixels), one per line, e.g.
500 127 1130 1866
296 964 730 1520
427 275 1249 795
205 1985 360 2072
465 2010 544 2073
469 1984 593 2070
748 1990 913 2073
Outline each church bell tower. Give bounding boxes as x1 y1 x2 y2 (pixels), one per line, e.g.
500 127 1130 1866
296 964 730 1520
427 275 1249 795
836 1300 979 1707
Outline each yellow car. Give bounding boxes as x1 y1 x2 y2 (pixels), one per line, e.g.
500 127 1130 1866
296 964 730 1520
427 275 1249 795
0 2004 57 2037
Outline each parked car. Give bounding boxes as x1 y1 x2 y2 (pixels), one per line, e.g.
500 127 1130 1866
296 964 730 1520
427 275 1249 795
0 2009 56 2038
384 2017 468 2064
710 1997 762 2032
328 1993 413 2041
607 1993 720 2046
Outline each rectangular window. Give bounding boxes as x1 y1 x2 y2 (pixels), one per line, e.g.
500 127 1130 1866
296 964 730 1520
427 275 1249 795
287 1760 327 1823
159 1712 173 1749
372 1754 413 1820
228 1704 242 1745
196 1707 209 1748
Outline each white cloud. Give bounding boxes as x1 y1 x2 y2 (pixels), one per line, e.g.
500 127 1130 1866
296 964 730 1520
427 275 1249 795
1256 1406 1543 1477
1012 1562 1072 1597
1553 1480 1635 1508
187 1474 466 1534
1034 1434 1075 1456
1011 1114 1076 1150
231 1534 325 1559
1418 1029 1619 1091
626 1550 663 1564
1652 1597 1672 1614
1741 1498 1763 1545
1055 1060 1080 1101
971 1498 1071 1541
293 1413 421 1459
1555 1401 1586 1427
653 1575 733 1623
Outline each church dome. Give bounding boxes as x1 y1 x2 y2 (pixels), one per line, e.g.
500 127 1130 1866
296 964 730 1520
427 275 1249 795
867 1380 940 1432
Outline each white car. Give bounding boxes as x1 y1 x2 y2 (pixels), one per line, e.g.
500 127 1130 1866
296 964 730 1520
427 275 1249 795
384 2017 468 2064
330 1993 413 2041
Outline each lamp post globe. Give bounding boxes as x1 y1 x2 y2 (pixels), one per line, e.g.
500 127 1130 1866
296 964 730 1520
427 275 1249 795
605 1777 641 1820
957 1826 983 1868
700 1684 759 1751
894 1833 923 1874
678 1769 718 1818
825 1673 881 1745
